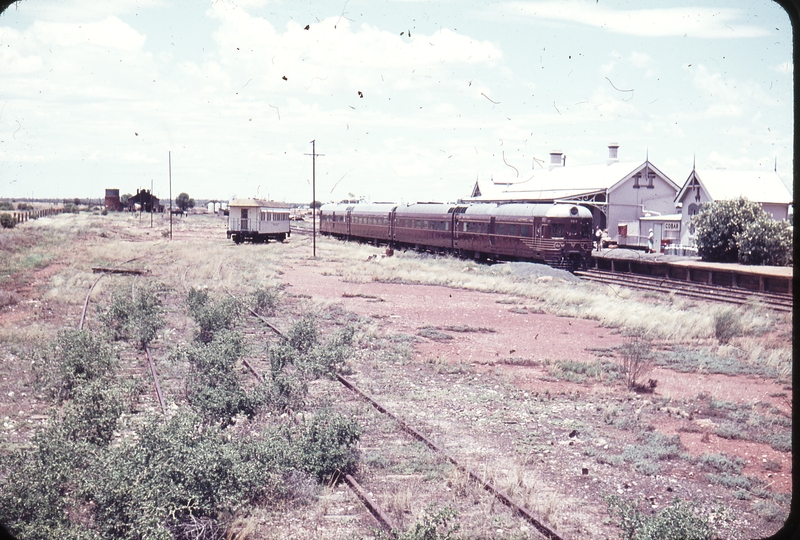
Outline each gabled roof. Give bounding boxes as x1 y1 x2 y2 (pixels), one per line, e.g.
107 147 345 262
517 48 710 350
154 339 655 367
465 160 678 202
675 169 792 205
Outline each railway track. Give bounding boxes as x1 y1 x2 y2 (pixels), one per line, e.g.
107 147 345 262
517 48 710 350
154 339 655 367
575 269 793 313
224 288 567 539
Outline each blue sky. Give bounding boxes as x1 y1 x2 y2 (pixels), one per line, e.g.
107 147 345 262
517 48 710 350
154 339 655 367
0 0 792 204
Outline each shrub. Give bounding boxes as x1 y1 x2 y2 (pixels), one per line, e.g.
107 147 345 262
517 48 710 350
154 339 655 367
691 197 780 263
295 409 361 483
32 329 117 402
0 201 14 211
186 288 240 343
0 213 15 229
86 412 285 539
286 315 318 353
737 218 792 266
605 496 714 540
0 425 94 540
60 379 138 446
396 504 460 540
713 307 743 344
696 453 746 475
618 329 654 390
251 286 281 316
16 202 33 211
100 284 166 349
184 330 268 426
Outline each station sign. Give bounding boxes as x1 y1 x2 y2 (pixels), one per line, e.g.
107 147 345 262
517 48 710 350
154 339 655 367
663 222 681 231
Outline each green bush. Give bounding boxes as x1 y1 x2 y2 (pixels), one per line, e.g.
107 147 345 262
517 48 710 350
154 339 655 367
185 330 268 426
713 307 742 344
251 286 281 316
396 504 460 540
0 201 14 211
605 496 715 540
286 315 318 353
737 218 792 266
186 288 240 343
16 202 33 211
295 408 361 482
86 412 285 539
0 212 15 229
691 197 788 264
0 425 95 540
100 284 166 349
32 329 117 402
60 379 137 446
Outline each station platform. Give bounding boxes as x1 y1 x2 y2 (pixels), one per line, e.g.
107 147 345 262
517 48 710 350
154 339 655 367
591 248 793 295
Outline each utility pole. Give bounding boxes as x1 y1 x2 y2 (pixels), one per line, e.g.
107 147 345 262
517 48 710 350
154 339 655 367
305 140 324 258
169 151 173 240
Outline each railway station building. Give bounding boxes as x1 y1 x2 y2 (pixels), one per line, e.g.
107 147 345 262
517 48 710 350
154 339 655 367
673 167 793 247
464 144 681 248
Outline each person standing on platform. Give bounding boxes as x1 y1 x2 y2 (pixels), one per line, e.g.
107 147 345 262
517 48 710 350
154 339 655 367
595 226 603 251
647 229 654 253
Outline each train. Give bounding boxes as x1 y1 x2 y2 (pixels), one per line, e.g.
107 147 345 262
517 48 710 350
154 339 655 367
319 201 595 270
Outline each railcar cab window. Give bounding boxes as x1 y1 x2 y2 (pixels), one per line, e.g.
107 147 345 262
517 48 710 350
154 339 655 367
551 223 564 238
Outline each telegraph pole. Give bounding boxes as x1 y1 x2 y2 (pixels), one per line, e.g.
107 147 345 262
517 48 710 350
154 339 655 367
168 151 173 240
305 141 324 258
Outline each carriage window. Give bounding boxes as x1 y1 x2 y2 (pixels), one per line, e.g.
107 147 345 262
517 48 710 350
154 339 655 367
507 224 518 236
445 221 450 231
520 225 530 237
552 224 564 238
496 223 506 235
569 222 578 235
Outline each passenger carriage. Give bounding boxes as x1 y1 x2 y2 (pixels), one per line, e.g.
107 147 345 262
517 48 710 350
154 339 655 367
453 203 593 267
227 199 291 244
392 203 457 251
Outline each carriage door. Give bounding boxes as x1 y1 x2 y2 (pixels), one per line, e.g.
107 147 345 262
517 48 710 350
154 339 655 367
489 217 496 246
240 209 248 231
388 209 396 243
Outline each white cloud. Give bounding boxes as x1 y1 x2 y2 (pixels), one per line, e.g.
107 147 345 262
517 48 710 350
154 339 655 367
32 16 146 51
503 1 771 38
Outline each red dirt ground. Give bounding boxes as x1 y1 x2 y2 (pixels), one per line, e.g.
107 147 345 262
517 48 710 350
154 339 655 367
281 260 792 494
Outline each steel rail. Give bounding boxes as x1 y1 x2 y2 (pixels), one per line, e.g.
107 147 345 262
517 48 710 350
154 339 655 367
335 374 566 540
577 269 792 313
229 283 566 539
144 344 167 416
344 473 397 533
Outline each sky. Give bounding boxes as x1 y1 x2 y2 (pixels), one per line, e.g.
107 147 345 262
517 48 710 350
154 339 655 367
0 0 793 204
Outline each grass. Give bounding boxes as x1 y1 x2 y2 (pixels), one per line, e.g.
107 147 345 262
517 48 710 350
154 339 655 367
0 212 792 539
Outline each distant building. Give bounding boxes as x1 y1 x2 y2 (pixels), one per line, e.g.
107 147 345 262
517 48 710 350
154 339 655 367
674 167 793 246
104 188 122 211
127 189 163 213
464 144 681 247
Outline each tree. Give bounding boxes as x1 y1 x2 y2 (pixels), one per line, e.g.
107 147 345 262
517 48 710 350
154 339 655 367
176 192 195 213
310 201 322 209
737 218 793 266
691 197 767 263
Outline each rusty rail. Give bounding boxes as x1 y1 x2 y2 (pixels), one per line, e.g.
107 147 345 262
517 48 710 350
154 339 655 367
344 473 396 532
233 284 565 538
336 374 566 540
144 344 167 416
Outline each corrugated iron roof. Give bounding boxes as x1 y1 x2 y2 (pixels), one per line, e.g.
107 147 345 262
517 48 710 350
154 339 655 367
467 160 677 202
676 169 792 204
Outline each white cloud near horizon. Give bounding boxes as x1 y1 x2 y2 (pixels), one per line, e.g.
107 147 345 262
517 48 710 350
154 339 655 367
503 1 771 38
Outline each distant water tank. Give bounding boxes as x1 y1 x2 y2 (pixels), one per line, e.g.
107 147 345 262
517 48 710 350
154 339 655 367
104 188 122 211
